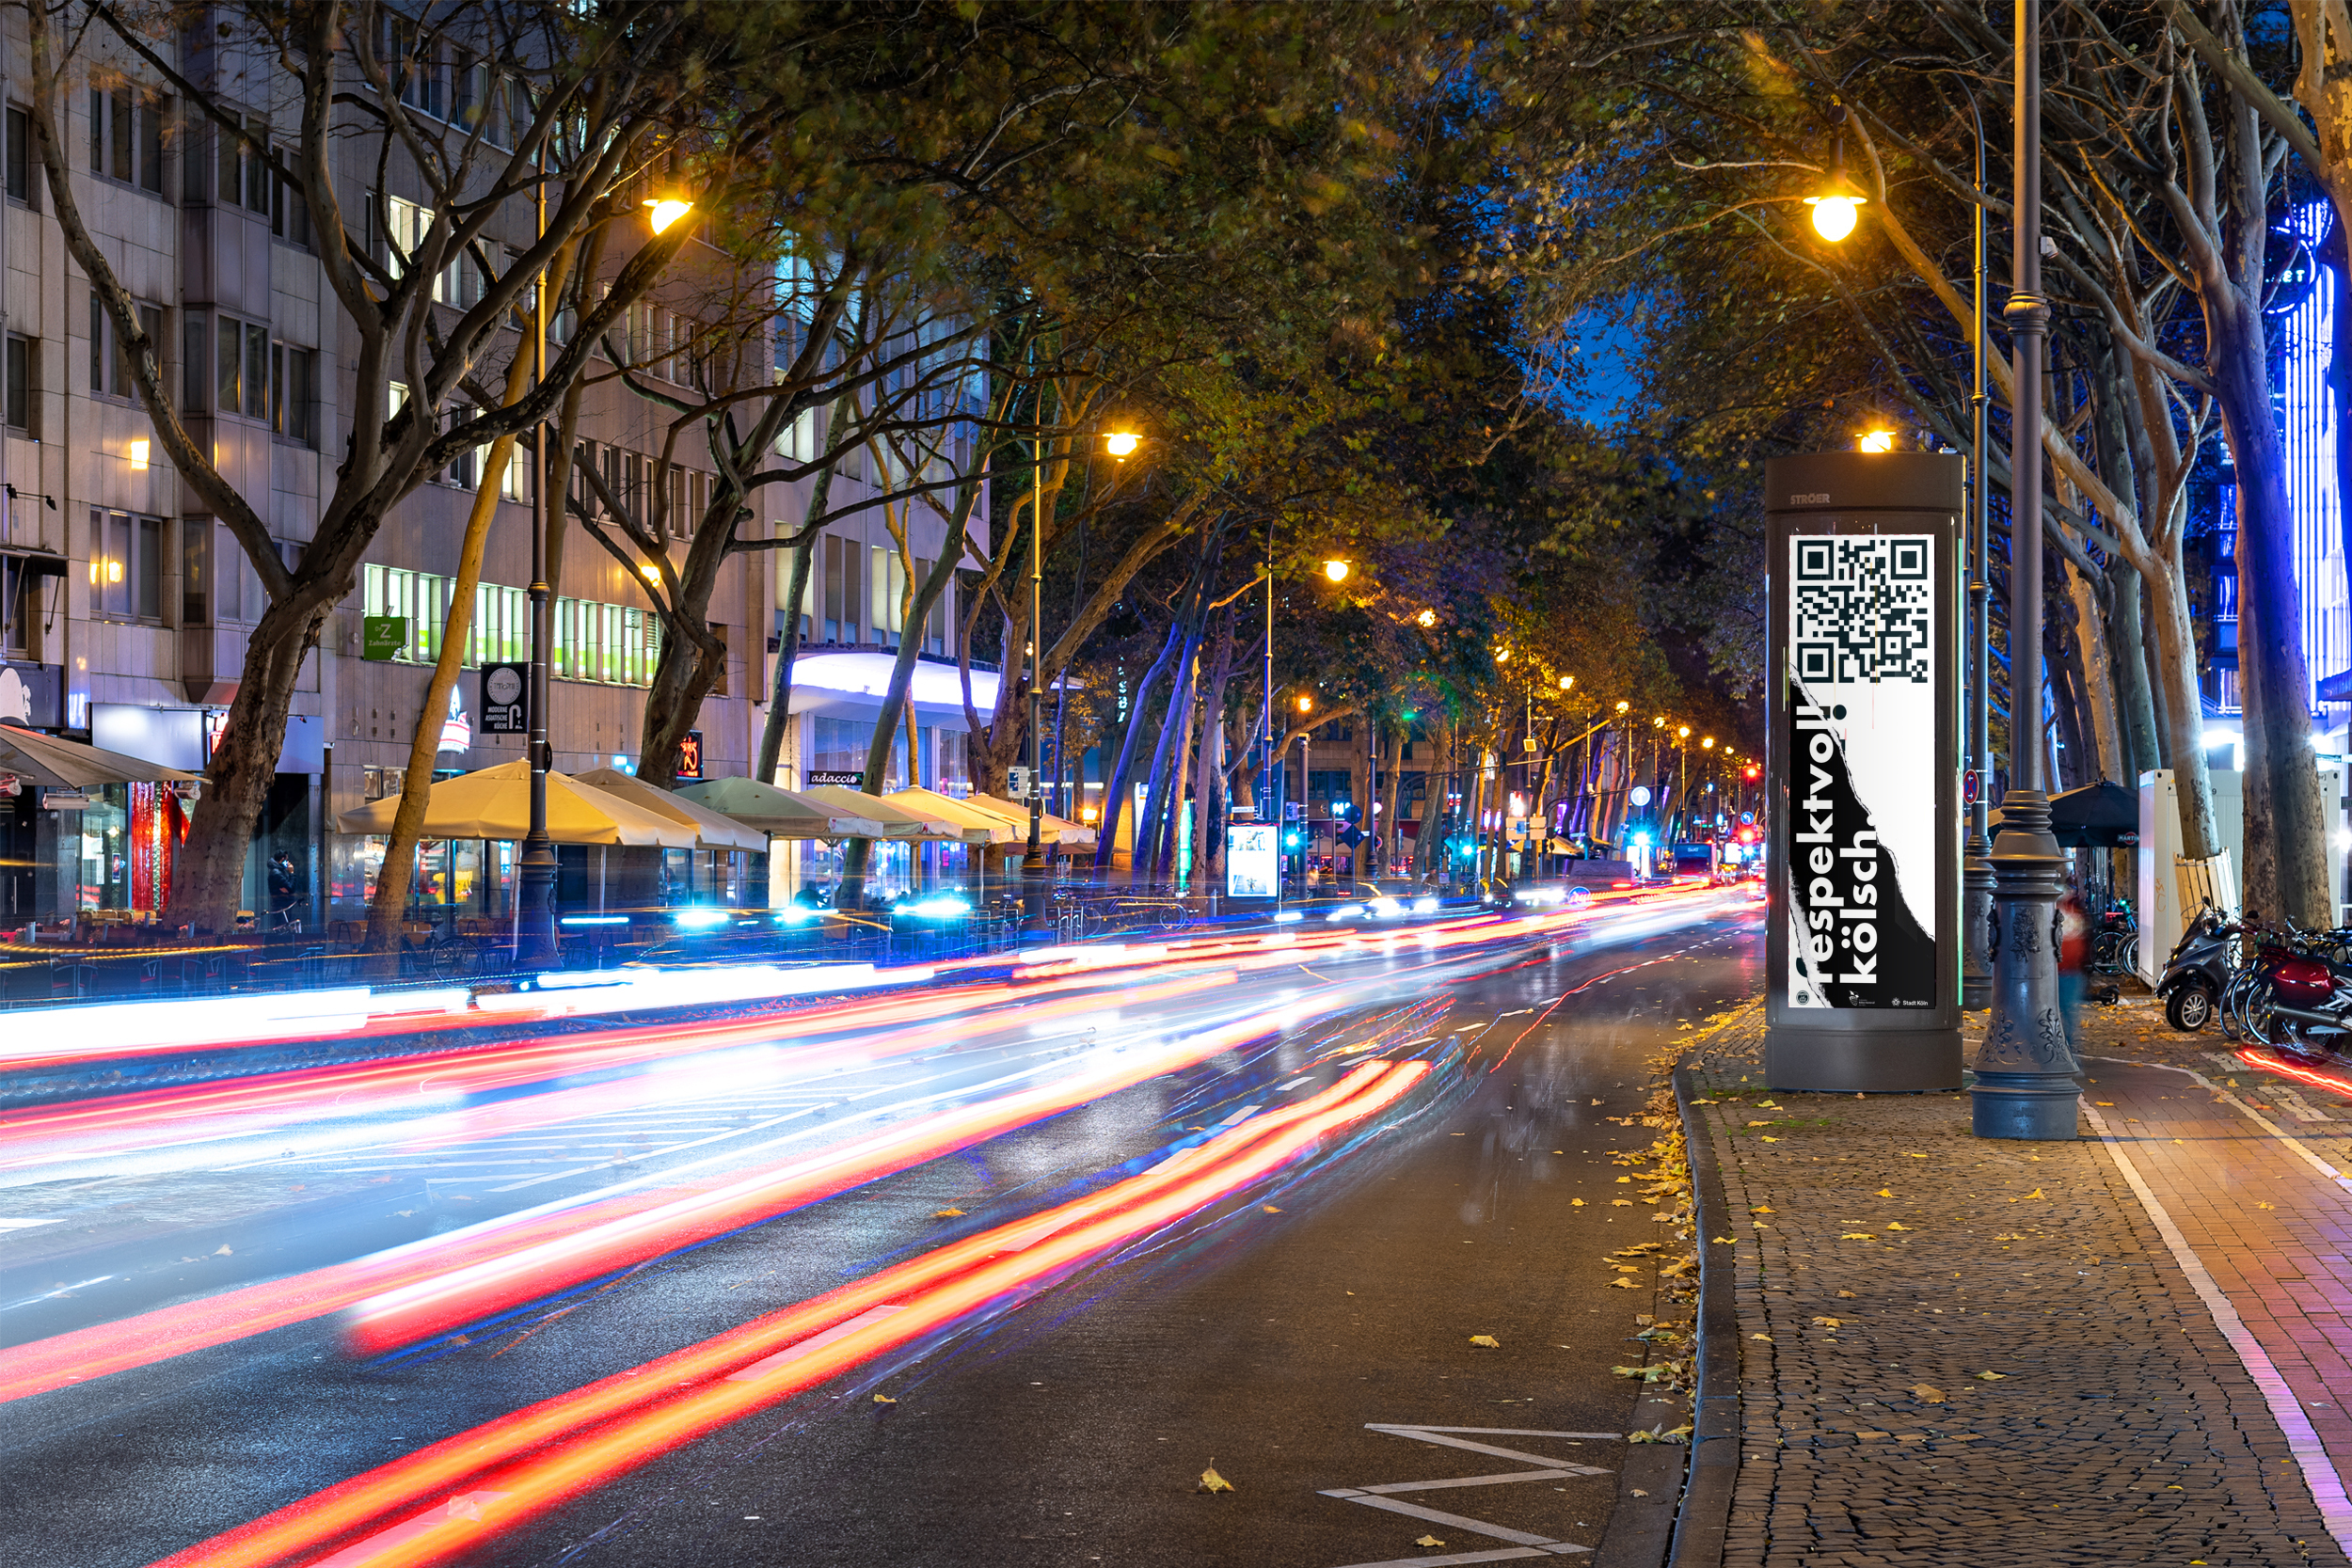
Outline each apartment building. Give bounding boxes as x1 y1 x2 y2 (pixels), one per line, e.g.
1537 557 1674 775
0 8 988 926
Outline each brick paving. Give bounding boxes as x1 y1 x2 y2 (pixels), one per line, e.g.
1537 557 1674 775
1684 1000 2352 1566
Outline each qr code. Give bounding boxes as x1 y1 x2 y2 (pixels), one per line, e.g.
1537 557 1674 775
1793 537 1932 685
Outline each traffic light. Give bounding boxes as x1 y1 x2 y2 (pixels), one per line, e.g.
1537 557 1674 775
1283 829 1303 851
1742 765 1759 781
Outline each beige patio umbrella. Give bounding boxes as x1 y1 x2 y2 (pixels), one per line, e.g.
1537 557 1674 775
574 768 771 852
335 758 697 846
0 724 202 788
883 786 1024 845
961 791 1099 847
797 784 989 843
673 777 886 840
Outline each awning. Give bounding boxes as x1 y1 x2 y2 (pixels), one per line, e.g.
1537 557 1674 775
673 777 886 841
574 768 770 852
335 758 696 847
0 723 202 787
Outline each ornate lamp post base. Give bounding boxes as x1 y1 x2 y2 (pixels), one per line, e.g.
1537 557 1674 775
1969 790 2078 1140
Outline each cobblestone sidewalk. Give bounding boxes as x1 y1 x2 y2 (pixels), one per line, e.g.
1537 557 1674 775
1684 1002 2352 1567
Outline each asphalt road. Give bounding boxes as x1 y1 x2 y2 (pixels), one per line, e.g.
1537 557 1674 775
0 894 1761 1568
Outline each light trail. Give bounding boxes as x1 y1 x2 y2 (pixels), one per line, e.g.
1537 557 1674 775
0 969 1231 1175
147 1060 1430 1568
0 973 1256 1399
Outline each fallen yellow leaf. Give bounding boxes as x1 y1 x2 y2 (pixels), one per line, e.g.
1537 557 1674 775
1751 1333 1773 1342
1469 1335 1501 1348
1904 1152 1928 1159
1199 1466 1233 1495
1976 1370 2006 1381
872 1393 897 1404
1911 1384 1945 1403
1841 1232 1878 1240
2094 1101 2114 1106
1885 1222 1910 1231
1812 1316 1844 1328
1609 1277 1639 1288
1837 1291 1856 1299
2023 1188 2044 1199
1613 1199 1635 1207
1616 1176 1632 1183
1757 1101 1779 1109
1262 1205 1282 1213
1416 1536 1446 1547
1877 1188 1895 1197
1750 1206 1775 1214
1571 1197 1587 1207
932 1209 965 1218
1761 1136 1779 1143
2258 1201 2276 1210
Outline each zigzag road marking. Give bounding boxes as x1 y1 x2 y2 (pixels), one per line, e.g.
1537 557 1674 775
1318 1425 1617 1565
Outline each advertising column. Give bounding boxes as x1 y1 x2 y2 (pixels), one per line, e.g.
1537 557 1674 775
1765 452 1963 1090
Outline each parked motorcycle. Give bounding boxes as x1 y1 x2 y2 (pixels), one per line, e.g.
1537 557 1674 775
2158 905 2238 1032
2245 923 2352 1058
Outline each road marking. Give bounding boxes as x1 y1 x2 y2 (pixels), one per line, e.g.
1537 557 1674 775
2081 1097 2352 1558
1219 1104 1263 1126
1278 1076 1315 1091
0 1217 61 1229
1317 1426 1611 1564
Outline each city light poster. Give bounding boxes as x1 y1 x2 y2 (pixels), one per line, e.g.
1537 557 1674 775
1785 534 1940 1010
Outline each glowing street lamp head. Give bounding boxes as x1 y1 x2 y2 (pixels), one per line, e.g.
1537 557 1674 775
1615 700 1630 713
1702 736 1716 750
1323 558 1351 583
1859 429 1896 452
644 198 693 235
640 561 663 586
1104 430 1141 458
1559 674 1574 690
1677 725 1691 739
1417 609 1437 627
1297 693 1314 713
1807 193 1863 242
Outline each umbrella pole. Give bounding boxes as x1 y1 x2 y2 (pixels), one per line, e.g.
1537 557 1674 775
599 846 608 911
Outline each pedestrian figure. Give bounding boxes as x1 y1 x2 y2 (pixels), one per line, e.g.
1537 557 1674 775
2057 889 2089 1049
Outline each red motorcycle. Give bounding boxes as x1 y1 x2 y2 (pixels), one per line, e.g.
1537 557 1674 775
2245 923 2352 1058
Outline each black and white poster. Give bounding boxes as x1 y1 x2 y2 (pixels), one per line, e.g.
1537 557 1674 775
1786 535 1939 1010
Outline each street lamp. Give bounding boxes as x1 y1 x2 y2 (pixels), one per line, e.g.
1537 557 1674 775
1323 559 1351 583
1858 429 1896 452
643 197 692 235
1105 430 1141 458
1806 110 1868 243
1973 0 2075 1141
1417 609 1437 627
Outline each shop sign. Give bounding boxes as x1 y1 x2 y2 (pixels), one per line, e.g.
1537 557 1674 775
807 769 864 786
362 617 408 661
479 663 529 735
675 730 704 779
0 662 64 730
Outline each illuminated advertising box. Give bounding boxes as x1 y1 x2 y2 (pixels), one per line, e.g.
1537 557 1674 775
1764 452 1962 1091
1226 822 1279 899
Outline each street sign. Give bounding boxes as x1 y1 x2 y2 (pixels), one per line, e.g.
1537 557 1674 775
479 662 529 735
1006 766 1033 800
1962 768 1979 805
1629 785 1652 807
361 616 407 661
807 769 864 787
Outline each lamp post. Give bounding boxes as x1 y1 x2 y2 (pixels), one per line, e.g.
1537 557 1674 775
1959 87 1995 1011
1019 397 1048 930
1973 0 2076 1140
516 150 558 967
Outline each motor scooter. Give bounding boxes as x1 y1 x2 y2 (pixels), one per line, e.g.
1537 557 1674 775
2159 904 2237 1032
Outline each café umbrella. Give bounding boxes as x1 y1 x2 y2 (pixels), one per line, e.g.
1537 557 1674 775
0 724 202 790
335 758 696 847
574 768 770 852
672 777 886 841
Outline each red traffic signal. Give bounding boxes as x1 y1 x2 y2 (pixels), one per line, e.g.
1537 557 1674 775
1742 766 1759 781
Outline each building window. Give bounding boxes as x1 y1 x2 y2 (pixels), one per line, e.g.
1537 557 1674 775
89 508 162 623
821 533 859 644
5 333 33 435
90 87 167 195
1 553 36 657
271 341 317 446
269 145 310 248
216 313 272 420
5 103 37 208
215 110 273 214
88 294 163 401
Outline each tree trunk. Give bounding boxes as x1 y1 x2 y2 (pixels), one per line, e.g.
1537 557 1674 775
756 533 818 784
363 438 512 965
2061 561 2122 784
1193 613 1236 893
169 599 334 931
1135 643 1196 887
2211 284 2332 924
1095 621 1184 871
2107 559 2160 783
